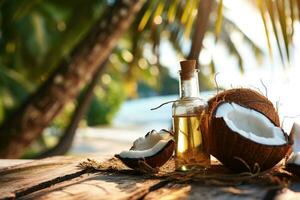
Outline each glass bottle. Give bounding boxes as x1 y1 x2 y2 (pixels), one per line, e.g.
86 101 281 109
172 60 210 171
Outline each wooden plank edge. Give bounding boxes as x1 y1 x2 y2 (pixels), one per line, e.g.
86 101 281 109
19 173 171 200
0 159 34 169
2 168 92 200
136 180 171 200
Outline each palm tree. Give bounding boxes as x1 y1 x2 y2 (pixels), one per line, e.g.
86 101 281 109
0 0 145 158
0 0 298 158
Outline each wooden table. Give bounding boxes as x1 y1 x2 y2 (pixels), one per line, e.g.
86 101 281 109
1 155 300 200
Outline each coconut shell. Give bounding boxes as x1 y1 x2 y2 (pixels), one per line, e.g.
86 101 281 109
201 88 287 165
115 140 174 170
207 88 280 126
209 101 291 172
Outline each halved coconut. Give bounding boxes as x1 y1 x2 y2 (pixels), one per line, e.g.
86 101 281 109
206 88 280 125
286 122 300 176
210 102 291 172
115 129 174 170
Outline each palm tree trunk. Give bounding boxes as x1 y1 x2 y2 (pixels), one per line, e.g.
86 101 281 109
0 0 145 158
188 0 213 62
36 61 106 158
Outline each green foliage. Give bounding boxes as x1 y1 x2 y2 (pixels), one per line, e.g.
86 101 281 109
51 102 75 129
1 0 298 157
157 67 179 95
137 0 298 72
137 68 179 97
256 0 299 65
0 64 32 122
0 0 268 128
86 75 125 126
1 0 105 80
0 0 105 124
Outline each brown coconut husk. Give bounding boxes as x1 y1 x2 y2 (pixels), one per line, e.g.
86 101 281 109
201 88 292 172
209 103 291 172
207 88 280 125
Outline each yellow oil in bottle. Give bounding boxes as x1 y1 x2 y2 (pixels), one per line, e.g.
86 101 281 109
173 114 210 171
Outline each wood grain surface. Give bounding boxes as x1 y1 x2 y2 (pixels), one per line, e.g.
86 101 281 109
1 156 300 200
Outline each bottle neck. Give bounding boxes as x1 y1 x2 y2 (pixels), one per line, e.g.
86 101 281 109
179 71 200 98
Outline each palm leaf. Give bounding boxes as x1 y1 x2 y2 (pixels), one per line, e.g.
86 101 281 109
289 0 295 38
11 0 41 22
0 66 31 112
169 25 185 55
266 0 285 65
184 4 197 38
153 1 165 19
215 0 223 39
276 0 290 61
297 0 300 20
222 31 244 73
181 0 194 24
256 0 273 59
138 0 159 31
209 58 216 74
167 0 179 23
218 16 264 62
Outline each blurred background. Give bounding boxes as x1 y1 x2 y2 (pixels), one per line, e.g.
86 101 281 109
0 0 300 158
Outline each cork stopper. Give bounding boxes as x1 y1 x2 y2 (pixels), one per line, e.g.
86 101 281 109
179 60 197 80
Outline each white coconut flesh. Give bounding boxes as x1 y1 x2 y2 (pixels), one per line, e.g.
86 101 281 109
119 130 173 159
287 122 300 165
215 102 286 145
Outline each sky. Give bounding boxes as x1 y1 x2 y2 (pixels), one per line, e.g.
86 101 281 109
159 0 300 132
